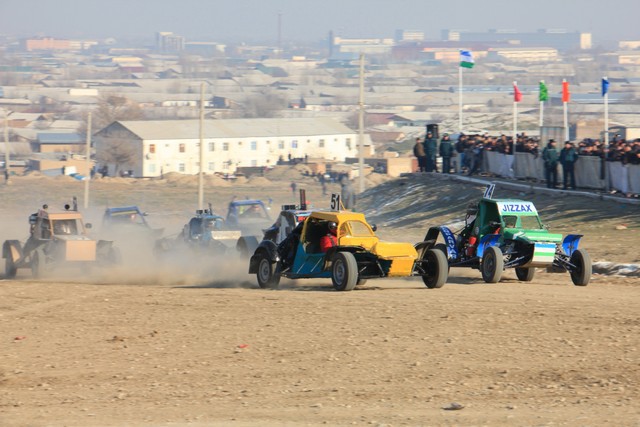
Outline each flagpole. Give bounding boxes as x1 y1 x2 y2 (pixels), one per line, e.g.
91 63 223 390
458 65 463 133
513 81 518 141
539 100 543 127
604 76 609 192
539 80 544 127
563 102 568 141
563 79 569 142
604 77 609 147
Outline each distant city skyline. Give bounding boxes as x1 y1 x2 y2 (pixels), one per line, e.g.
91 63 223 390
1 0 638 45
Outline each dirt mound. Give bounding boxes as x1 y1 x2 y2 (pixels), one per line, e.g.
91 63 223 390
98 176 134 184
204 175 232 187
234 176 248 185
246 176 272 187
365 173 392 187
17 171 47 180
264 165 306 181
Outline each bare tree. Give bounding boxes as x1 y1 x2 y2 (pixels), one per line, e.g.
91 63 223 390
96 137 138 176
80 94 145 136
242 92 287 118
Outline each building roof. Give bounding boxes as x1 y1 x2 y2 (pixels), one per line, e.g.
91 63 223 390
105 118 356 140
37 133 84 144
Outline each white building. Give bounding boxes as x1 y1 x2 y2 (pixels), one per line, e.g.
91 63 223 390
95 118 370 177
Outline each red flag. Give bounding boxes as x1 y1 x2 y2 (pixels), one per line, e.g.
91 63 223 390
562 81 570 103
513 82 522 102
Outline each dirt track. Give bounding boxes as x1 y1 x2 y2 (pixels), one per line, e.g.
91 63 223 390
1 172 639 426
1 272 639 426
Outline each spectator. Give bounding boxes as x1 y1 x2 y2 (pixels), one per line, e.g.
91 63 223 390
423 132 438 172
542 139 559 189
413 137 427 172
340 176 356 210
560 141 579 190
456 134 467 173
439 133 455 174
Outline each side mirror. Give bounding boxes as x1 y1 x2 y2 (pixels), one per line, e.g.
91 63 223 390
85 223 93 229
371 224 378 232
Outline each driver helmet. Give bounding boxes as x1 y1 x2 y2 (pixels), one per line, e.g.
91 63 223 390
327 222 337 235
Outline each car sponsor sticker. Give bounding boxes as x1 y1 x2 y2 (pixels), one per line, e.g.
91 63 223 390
496 202 537 214
439 226 458 259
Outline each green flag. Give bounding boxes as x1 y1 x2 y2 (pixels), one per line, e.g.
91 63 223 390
539 81 548 102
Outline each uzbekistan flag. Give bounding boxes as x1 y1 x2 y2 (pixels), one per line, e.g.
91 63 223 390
513 82 523 102
602 77 609 96
460 50 474 68
562 80 571 103
539 81 548 101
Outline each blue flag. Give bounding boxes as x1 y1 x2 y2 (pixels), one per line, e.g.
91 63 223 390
601 78 609 97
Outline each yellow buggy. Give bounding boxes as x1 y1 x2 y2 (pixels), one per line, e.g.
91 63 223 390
248 210 448 291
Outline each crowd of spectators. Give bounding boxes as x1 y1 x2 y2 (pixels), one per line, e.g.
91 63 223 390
447 132 640 174
576 135 640 165
414 131 639 197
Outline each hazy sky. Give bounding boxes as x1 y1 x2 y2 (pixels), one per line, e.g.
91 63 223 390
0 0 637 44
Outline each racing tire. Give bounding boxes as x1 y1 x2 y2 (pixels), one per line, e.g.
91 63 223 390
434 243 448 258
481 246 503 283
570 249 591 286
331 251 358 292
421 248 448 289
31 249 46 279
5 256 17 279
237 239 249 258
515 267 535 282
355 278 367 288
108 247 122 266
256 253 281 289
433 243 451 273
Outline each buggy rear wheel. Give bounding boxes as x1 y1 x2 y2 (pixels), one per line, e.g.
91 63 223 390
570 249 591 286
5 256 17 279
421 248 448 289
332 252 358 291
31 249 46 278
481 246 503 283
256 253 280 289
515 267 535 282
108 247 121 266
3 240 21 279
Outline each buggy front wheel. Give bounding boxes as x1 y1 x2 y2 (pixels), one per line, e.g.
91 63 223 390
481 246 503 283
256 253 281 289
332 252 358 291
570 249 591 286
421 248 448 289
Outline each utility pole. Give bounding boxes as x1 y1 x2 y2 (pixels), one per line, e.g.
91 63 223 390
277 11 282 59
358 53 365 194
198 82 205 210
83 112 92 209
4 111 10 184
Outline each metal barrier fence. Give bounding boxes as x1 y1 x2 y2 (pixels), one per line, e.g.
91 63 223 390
481 151 638 195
